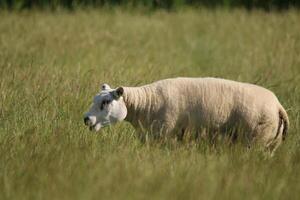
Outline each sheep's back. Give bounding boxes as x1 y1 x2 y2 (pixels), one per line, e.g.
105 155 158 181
149 77 279 130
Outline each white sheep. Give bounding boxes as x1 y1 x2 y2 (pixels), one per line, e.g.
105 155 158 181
84 77 289 152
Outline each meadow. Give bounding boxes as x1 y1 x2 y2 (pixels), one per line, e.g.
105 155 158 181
0 8 300 200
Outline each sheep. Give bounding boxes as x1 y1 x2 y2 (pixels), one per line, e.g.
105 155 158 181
84 77 289 152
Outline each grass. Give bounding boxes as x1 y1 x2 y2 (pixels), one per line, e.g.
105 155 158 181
0 8 300 200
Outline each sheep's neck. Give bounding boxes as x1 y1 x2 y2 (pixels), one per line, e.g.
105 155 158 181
123 86 158 128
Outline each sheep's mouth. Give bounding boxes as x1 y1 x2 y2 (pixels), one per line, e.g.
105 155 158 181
89 125 96 131
88 122 110 132
88 123 101 131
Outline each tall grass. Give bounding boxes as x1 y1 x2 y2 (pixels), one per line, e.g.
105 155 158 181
1 0 300 10
0 8 300 200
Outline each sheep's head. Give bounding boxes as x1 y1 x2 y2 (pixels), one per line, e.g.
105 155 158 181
83 84 127 131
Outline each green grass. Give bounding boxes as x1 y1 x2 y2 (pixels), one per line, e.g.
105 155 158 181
0 8 300 200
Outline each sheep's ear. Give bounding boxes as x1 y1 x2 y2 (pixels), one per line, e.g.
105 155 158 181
111 87 124 100
101 83 111 91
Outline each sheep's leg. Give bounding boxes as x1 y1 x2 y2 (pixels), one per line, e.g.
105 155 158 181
176 128 185 141
267 119 284 154
149 121 164 140
154 122 177 142
264 126 283 154
204 126 220 146
208 131 218 146
225 128 239 145
194 130 200 141
253 119 281 154
195 129 205 142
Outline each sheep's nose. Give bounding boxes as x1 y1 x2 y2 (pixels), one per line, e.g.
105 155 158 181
84 117 89 125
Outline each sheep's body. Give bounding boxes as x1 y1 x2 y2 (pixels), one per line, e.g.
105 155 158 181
123 77 289 150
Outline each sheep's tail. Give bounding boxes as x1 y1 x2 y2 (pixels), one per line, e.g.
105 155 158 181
278 105 289 141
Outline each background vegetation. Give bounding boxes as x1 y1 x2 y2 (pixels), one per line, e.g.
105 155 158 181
1 0 300 10
0 7 300 200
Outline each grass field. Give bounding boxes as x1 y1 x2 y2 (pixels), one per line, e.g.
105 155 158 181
0 8 300 200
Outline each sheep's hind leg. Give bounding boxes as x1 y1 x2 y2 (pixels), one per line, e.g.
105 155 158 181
253 119 282 155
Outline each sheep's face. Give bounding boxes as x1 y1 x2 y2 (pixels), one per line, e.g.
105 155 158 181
84 84 127 132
